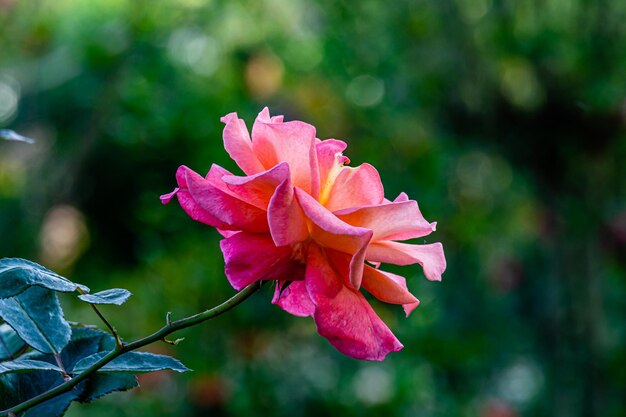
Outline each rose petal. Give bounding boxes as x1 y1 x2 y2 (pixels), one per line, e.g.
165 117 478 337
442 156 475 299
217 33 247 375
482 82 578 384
204 163 233 183
182 165 269 233
394 192 409 202
373 270 420 316
256 107 272 123
362 265 419 305
323 163 385 211
335 199 436 241
366 241 446 281
305 244 403 361
403 302 419 318
316 139 348 202
221 112 265 175
171 166 231 229
272 280 315 317
221 162 290 210
160 188 179 204
217 229 238 238
268 174 309 246
251 108 319 195
220 232 301 290
295 188 373 289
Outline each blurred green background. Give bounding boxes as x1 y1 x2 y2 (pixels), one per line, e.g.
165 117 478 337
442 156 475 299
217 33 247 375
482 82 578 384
1 0 626 416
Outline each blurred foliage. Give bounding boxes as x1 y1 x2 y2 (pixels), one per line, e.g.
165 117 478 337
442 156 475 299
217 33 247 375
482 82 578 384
1 0 626 416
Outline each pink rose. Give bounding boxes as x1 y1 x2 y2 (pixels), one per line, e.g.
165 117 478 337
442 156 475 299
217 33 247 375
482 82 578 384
161 108 446 361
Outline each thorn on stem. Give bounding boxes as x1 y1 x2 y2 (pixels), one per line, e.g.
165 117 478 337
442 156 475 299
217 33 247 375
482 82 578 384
166 312 173 326
114 333 125 350
68 321 98 329
162 337 185 346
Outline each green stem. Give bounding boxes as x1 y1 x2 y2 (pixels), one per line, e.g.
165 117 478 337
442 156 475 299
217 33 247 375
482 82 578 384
90 303 123 347
77 287 123 347
53 354 70 382
0 281 264 416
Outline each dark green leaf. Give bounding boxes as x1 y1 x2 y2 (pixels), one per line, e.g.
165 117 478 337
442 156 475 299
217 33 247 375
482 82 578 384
73 351 190 374
0 375 15 408
0 287 71 354
78 288 132 305
59 328 115 371
0 129 35 144
0 323 26 361
0 258 89 299
78 373 138 403
23 390 79 417
0 373 135 416
0 358 62 375
0 372 80 417
24 327 116 371
2 328 134 415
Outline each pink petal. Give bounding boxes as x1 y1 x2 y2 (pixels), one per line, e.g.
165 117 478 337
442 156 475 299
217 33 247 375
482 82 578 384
394 192 409 202
268 174 309 246
220 232 302 290
295 188 373 289
323 163 385 212
316 139 348 201
184 165 269 233
335 200 436 241
305 245 403 361
217 229 238 238
251 108 319 196
371 270 420 317
160 188 179 204
256 107 272 123
362 265 419 305
171 166 231 229
403 302 419 318
221 112 265 175
220 162 290 210
365 241 447 282
272 280 315 317
204 163 233 184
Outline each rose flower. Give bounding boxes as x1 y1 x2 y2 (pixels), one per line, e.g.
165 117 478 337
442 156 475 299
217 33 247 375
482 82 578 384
161 108 446 361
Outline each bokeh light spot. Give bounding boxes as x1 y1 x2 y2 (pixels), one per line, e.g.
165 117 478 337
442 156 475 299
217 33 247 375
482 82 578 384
0 76 19 124
352 366 393 405
457 0 492 22
500 59 544 111
497 359 543 405
168 27 222 77
245 52 284 99
39 205 90 270
346 75 385 107
285 38 323 71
